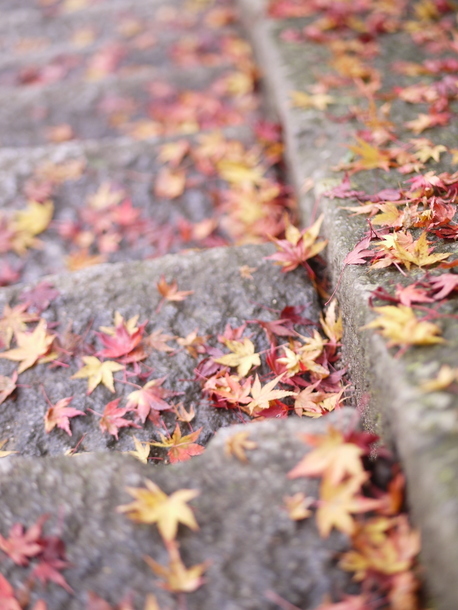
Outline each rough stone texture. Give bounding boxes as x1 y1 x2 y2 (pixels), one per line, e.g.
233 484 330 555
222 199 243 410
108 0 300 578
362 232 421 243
0 411 356 609
0 127 253 284
0 243 320 457
0 0 240 88
0 63 244 147
236 2 458 608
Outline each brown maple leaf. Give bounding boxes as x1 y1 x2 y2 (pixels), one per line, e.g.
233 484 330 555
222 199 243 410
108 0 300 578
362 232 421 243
144 541 207 593
224 430 257 463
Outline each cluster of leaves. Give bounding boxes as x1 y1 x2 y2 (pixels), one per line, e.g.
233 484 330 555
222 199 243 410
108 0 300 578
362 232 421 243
0 129 293 286
276 427 422 610
0 514 72 609
268 0 458 363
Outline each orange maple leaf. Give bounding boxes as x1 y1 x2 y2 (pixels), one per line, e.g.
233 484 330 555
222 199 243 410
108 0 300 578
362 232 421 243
0 319 55 374
150 425 205 463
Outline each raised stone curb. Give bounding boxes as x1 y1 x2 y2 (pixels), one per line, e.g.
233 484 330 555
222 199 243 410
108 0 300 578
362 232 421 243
236 1 458 608
0 410 355 609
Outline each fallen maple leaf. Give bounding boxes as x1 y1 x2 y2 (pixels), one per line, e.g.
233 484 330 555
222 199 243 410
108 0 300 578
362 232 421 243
0 319 55 373
363 305 444 348
150 425 205 464
347 137 391 172
214 337 261 377
126 436 151 464
288 427 365 485
71 356 124 393
0 573 21 610
31 534 73 593
420 364 457 392
284 493 314 521
0 372 17 405
97 398 140 439
44 396 85 436
156 276 194 311
267 215 327 272
144 541 207 593
0 515 47 566
224 430 257 463
428 273 458 300
316 473 382 537
243 374 295 416
118 479 199 541
154 168 186 199
0 304 38 349
125 377 174 424
0 439 17 458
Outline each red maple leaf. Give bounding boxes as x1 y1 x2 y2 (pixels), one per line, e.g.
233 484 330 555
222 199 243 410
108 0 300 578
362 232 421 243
0 515 47 566
44 397 85 436
428 273 458 300
125 377 175 424
97 323 146 361
96 398 140 439
19 281 59 314
150 425 205 464
0 574 21 610
31 535 73 593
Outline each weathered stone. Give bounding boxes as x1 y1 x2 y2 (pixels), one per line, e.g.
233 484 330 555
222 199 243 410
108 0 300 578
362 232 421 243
236 1 458 608
0 410 356 609
0 244 320 457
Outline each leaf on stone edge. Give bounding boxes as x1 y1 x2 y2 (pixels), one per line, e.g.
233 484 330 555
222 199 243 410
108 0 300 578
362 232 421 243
214 337 261 378
118 479 199 542
150 425 205 464
224 430 257 463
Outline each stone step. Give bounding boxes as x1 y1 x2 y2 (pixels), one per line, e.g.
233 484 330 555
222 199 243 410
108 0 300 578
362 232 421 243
0 0 134 14
0 0 243 86
0 124 287 286
0 243 319 457
236 1 458 608
0 61 259 147
0 411 354 609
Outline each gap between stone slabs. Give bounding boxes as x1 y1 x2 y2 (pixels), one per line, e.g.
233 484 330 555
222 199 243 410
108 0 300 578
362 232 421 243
235 1 458 608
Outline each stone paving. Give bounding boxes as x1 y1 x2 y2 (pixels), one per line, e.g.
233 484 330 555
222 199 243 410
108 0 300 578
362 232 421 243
0 0 454 608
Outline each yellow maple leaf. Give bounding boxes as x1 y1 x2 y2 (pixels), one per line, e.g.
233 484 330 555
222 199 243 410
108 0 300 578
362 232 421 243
243 374 296 416
348 137 391 171
392 232 450 269
420 365 458 392
216 159 265 186
0 319 55 373
316 473 383 538
214 337 261 377
71 356 124 393
290 90 335 111
284 492 314 521
363 305 444 348
118 479 199 541
144 542 207 593
288 427 365 485
320 300 343 344
12 200 54 236
224 430 257 463
126 436 151 464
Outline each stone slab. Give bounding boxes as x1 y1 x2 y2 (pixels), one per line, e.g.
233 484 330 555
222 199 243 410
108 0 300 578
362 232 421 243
0 411 355 609
0 243 320 457
236 1 458 608
0 127 260 284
